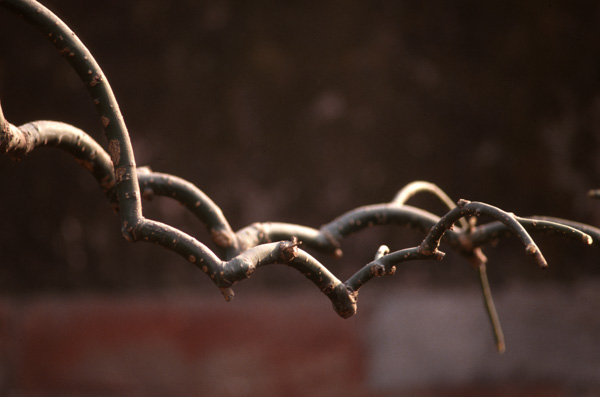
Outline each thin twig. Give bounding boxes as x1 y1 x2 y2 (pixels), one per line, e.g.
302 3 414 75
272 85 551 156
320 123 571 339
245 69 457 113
477 262 505 353
393 180 469 229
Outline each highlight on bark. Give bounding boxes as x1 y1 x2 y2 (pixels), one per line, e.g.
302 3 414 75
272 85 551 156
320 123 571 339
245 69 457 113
1 0 598 353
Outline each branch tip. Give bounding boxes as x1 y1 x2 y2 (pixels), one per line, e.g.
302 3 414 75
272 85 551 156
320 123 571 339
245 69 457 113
524 243 548 268
525 243 537 255
374 245 390 260
333 248 343 259
433 250 446 261
220 287 235 302
497 341 506 354
457 199 470 207
331 284 358 319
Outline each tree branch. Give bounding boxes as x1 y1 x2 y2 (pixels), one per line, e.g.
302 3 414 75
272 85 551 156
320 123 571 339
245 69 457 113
0 119 117 202
1 0 142 238
136 168 240 258
420 200 548 268
468 216 596 247
1 0 598 354
393 180 470 229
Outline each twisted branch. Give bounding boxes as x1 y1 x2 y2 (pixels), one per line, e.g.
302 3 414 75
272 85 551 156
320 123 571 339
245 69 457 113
1 101 595 330
1 0 598 352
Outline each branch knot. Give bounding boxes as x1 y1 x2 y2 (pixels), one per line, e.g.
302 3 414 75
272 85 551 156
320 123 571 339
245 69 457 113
277 237 300 263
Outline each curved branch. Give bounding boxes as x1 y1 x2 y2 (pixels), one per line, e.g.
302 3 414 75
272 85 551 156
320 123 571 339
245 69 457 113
345 247 443 292
222 240 436 319
420 200 548 268
393 180 469 229
136 168 240 258
2 113 593 274
320 203 443 244
205 198 594 320
236 204 446 259
467 216 595 248
133 221 304 303
0 114 241 256
235 222 336 256
1 0 142 237
394 183 507 351
0 113 594 328
530 216 600 243
251 243 360 318
135 218 224 282
393 181 455 208
233 202 453 263
0 119 507 327
5 113 590 266
0 119 116 200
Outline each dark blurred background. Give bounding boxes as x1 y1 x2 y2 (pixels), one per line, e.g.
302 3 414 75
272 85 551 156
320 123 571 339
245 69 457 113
0 1 599 394
1 0 598 294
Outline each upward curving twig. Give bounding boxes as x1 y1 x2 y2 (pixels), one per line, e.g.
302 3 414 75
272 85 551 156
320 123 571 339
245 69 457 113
393 180 470 230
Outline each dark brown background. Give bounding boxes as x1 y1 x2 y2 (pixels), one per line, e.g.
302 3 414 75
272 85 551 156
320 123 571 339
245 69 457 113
1 0 599 294
1 2 600 395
